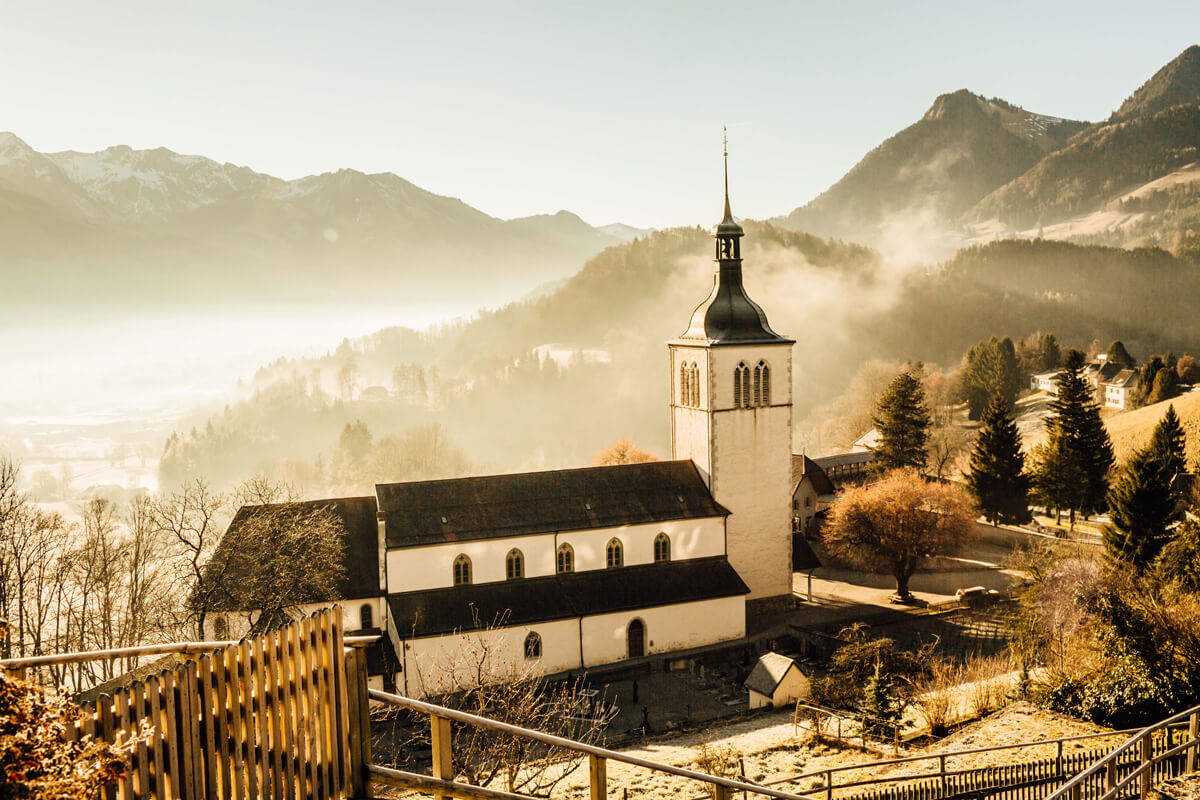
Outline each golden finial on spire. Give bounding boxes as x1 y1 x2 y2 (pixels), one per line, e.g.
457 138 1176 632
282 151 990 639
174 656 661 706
722 125 733 223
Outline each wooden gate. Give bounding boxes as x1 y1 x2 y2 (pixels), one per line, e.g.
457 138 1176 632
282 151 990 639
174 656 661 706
69 608 366 800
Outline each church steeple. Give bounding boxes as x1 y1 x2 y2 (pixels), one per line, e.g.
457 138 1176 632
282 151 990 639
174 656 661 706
676 134 789 346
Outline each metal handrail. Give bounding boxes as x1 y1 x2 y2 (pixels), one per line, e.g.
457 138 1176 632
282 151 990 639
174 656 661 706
1045 703 1200 800
369 688 821 800
0 634 381 669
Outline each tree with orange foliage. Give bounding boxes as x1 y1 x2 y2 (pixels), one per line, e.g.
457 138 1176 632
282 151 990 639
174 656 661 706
824 469 976 602
590 439 659 466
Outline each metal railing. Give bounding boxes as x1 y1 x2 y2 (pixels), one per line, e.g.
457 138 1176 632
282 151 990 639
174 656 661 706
1045 704 1200 800
368 688 822 800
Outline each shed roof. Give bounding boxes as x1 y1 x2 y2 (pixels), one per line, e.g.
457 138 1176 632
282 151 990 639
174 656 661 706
378 460 729 548
387 556 749 638
744 651 799 697
813 451 875 470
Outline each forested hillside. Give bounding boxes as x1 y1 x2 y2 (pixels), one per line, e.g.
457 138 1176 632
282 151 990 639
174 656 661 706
160 228 1200 492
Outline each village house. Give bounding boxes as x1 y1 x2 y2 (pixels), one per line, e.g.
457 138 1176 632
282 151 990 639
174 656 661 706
1029 355 1139 410
210 164 800 697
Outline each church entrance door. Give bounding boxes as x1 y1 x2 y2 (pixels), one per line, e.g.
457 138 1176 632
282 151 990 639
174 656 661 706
627 619 645 658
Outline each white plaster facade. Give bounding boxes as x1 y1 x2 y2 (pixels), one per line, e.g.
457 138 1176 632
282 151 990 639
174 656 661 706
747 663 810 709
670 341 794 603
385 517 727 594
206 596 385 642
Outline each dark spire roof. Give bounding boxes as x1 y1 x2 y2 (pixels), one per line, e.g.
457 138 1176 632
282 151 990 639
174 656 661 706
676 139 790 347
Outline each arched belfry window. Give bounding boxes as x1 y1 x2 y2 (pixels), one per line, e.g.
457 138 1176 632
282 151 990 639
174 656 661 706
680 362 701 408
752 360 771 407
453 554 472 586
733 362 750 408
606 538 624 569
506 548 524 580
556 543 574 574
654 532 671 563
689 363 700 407
360 603 373 629
524 631 542 659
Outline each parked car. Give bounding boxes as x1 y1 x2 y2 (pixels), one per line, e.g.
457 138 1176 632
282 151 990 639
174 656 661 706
955 586 1001 607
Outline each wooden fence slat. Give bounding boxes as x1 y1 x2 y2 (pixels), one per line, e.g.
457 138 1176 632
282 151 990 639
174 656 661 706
326 610 345 796
314 612 335 798
289 618 315 798
237 641 259 800
334 612 357 797
97 694 116 800
253 634 274 800
133 680 151 800
299 617 322 798
198 654 219 800
213 647 233 800
113 689 134 800
306 614 330 800
276 627 299 800
147 676 168 800
163 670 182 800
183 660 203 800
263 630 286 800
224 644 247 800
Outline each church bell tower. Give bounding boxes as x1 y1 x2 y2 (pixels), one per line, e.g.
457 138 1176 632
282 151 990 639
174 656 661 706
668 140 795 614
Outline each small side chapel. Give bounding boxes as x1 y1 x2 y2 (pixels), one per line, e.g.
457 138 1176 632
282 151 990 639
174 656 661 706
211 155 797 696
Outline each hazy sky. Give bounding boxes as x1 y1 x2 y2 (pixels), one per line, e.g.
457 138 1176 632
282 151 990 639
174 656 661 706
3 1 1197 228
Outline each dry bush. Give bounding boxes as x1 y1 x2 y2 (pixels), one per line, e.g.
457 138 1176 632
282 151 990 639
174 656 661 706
911 658 961 736
693 739 742 799
964 653 1013 718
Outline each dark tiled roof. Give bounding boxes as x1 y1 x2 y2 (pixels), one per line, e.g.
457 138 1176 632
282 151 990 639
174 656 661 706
1106 368 1139 388
745 651 799 696
387 556 749 638
378 460 729 548
791 454 836 495
214 496 379 608
814 451 875 470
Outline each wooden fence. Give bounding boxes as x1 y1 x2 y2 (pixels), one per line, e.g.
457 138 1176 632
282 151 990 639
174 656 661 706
63 608 367 800
841 725 1194 800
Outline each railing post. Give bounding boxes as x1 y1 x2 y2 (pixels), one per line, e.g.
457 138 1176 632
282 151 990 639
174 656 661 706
1140 733 1152 799
939 755 947 797
825 769 833 800
713 784 732 800
590 754 607 800
1189 710 1199 774
431 713 453 800
1057 740 1064 778
1107 759 1117 792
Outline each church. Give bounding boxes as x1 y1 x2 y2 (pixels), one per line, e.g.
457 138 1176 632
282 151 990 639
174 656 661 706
212 159 796 697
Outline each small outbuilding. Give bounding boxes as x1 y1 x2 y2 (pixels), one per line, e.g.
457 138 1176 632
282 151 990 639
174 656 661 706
745 651 810 709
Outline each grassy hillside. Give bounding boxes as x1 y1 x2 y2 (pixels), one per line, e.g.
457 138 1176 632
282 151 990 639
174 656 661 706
1104 390 1200 467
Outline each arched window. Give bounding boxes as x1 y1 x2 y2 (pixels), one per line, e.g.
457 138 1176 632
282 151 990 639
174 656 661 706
679 362 688 405
506 548 524 580
524 631 542 659
733 362 750 408
453 554 472 586
556 543 574 574
752 360 771 406
360 603 373 629
653 532 671 563
606 538 624 569
689 363 701 407
213 616 228 640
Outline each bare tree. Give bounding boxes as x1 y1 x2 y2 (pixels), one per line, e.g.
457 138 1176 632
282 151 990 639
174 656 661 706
379 613 609 796
150 479 229 640
590 438 659 466
824 469 977 601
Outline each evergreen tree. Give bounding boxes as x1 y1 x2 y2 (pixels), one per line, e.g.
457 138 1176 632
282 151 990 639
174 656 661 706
858 661 903 739
1149 405 1187 477
871 370 931 472
1017 331 1061 380
961 337 1022 419
1105 444 1181 568
1105 340 1137 368
1034 349 1115 526
966 393 1031 525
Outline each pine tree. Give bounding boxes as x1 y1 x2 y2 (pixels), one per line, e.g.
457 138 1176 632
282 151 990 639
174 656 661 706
871 370 931 472
1034 349 1115 527
1105 340 1137 368
1149 404 1187 477
858 661 903 739
1105 445 1181 568
961 337 1022 420
966 393 1031 525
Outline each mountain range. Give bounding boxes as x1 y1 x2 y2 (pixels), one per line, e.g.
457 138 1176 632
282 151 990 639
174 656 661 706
779 45 1200 255
0 133 645 309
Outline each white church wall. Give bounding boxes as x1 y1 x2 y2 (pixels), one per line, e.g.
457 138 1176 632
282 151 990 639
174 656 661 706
207 596 384 641
400 618 580 698
386 517 727 593
579 595 745 667
707 343 793 410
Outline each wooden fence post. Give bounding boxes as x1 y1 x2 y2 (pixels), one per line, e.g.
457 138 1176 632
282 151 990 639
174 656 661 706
1056 740 1064 779
712 784 732 800
431 713 453 800
825 769 833 800
589 753 607 800
345 648 369 798
1189 710 1199 774
1140 733 1152 799
939 754 947 797
1107 759 1117 792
